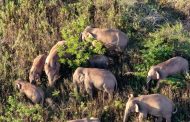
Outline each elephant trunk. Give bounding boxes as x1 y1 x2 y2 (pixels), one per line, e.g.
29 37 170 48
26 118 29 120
123 109 129 122
146 76 151 89
53 74 60 82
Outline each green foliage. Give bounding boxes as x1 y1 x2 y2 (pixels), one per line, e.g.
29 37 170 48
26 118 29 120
160 76 186 89
58 37 105 69
113 100 124 109
52 90 60 97
140 23 190 71
0 96 43 122
59 2 106 69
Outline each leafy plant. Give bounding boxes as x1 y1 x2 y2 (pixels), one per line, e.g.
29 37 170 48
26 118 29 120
59 7 106 69
140 23 190 71
0 96 44 122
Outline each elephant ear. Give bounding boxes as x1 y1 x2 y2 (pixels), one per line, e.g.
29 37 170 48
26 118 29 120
85 26 92 31
79 73 85 82
128 94 134 99
156 70 160 80
135 103 139 112
16 83 22 89
87 32 94 39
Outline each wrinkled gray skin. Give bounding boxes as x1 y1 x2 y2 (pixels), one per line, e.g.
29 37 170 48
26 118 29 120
89 55 111 69
73 67 117 100
147 56 189 89
123 94 177 122
81 26 128 52
29 54 47 84
15 79 44 105
44 41 65 87
67 117 100 122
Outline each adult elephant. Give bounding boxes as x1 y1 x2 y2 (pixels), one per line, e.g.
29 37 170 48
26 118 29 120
147 56 189 89
80 26 131 73
123 94 177 122
80 26 129 53
73 67 117 101
44 41 66 87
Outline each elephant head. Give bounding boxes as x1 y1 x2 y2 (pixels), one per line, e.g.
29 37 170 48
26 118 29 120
73 67 85 93
15 78 24 92
146 67 161 89
81 26 95 41
123 94 140 122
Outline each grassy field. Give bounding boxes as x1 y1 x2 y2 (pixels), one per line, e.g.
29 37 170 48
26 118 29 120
0 0 190 122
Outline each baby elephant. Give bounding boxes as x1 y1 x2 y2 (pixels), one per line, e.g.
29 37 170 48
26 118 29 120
89 55 110 69
123 94 177 122
67 117 100 122
147 56 189 89
29 54 47 84
73 67 117 100
15 79 44 105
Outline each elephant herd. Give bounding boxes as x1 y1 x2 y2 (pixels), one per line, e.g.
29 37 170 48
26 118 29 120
14 26 189 122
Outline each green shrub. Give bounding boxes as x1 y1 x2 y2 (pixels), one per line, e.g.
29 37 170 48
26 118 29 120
59 2 106 69
160 76 186 89
0 96 44 122
140 23 190 71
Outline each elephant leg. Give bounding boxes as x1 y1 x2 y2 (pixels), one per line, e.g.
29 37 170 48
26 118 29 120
146 81 151 91
155 117 162 122
108 92 113 102
85 85 93 99
181 68 189 79
155 80 161 90
138 113 147 122
182 68 189 75
165 115 171 122
87 88 93 99
103 91 113 103
103 85 114 102
84 82 93 99
103 91 106 104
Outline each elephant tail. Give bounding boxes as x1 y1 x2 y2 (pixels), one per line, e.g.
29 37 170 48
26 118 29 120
172 107 177 114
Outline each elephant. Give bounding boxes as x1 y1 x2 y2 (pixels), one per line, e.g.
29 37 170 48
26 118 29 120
89 55 112 69
73 67 117 100
80 26 129 53
123 94 177 122
44 41 65 87
67 117 100 122
29 54 47 84
15 79 44 105
147 56 189 89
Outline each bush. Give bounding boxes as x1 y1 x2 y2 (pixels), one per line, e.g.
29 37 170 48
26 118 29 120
59 2 106 69
0 96 44 122
139 23 190 71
